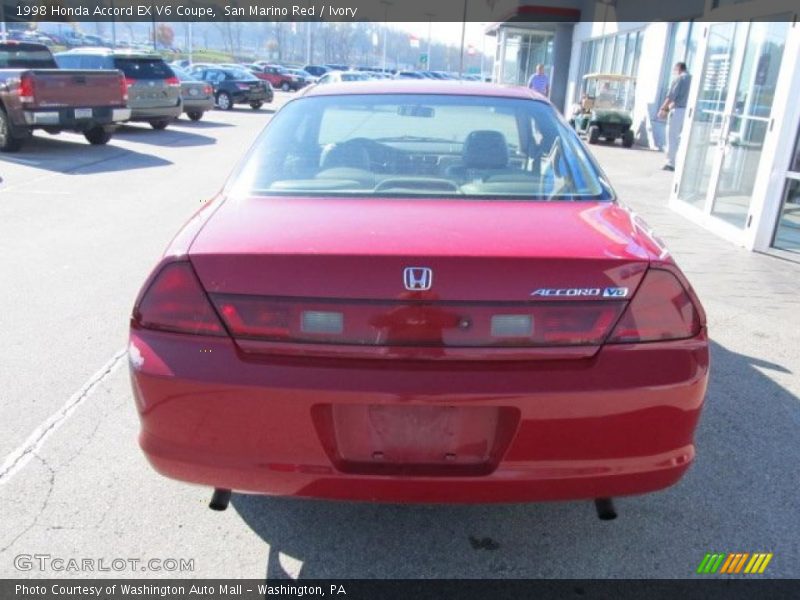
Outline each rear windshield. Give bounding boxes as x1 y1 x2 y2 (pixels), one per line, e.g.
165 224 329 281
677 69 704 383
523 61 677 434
232 93 613 201
114 58 173 79
225 68 258 81
0 46 56 69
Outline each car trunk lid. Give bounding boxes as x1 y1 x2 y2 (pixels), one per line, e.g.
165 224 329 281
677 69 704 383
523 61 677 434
189 196 656 360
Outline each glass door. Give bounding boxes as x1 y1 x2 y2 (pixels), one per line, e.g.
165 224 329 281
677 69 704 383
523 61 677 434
676 21 791 233
710 21 790 227
677 22 744 210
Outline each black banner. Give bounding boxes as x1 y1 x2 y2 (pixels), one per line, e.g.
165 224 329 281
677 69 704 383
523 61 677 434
1 0 798 23
3 579 800 600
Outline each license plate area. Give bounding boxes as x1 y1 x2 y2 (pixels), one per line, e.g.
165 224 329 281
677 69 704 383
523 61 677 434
74 108 92 119
312 404 520 476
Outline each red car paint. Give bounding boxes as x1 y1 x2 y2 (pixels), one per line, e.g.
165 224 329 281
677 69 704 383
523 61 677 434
130 82 708 503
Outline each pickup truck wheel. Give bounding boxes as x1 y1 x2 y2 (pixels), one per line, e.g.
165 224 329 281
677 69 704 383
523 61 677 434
150 119 170 130
281 82 291 92
0 108 24 152
216 92 233 111
187 111 204 121
250 102 263 110
84 126 113 145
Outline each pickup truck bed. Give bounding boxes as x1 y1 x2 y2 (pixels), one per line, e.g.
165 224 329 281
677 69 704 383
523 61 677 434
0 42 130 151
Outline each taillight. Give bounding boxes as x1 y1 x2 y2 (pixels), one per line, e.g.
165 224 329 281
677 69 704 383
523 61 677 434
203 84 213 95
165 76 180 87
608 269 702 343
19 74 35 104
210 295 625 347
133 261 226 337
124 77 137 88
118 74 128 102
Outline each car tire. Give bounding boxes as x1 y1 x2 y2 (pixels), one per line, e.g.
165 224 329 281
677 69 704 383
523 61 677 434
187 111 204 121
587 125 600 144
150 119 171 130
281 82 290 92
0 108 24 152
622 130 635 148
84 126 113 145
217 92 233 111
250 102 263 110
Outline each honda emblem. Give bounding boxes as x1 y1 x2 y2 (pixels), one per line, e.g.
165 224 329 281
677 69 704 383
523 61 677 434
403 267 433 291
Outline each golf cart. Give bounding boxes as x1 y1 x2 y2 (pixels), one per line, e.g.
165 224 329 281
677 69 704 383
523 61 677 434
570 73 636 147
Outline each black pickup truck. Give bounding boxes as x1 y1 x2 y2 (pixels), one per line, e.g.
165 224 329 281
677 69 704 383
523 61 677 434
0 42 130 151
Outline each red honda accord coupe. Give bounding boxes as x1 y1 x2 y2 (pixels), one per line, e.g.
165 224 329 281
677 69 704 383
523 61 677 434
129 81 708 515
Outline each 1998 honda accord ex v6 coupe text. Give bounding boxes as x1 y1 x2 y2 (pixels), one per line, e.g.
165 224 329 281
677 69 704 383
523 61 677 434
129 81 708 516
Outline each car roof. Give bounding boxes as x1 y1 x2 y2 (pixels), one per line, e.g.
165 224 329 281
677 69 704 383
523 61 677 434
302 79 550 102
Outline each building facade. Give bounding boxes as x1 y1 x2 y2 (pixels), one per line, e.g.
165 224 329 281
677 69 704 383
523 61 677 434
490 0 800 258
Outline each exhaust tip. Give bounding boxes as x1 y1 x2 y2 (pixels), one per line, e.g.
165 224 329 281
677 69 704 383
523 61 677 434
594 498 617 521
209 488 232 511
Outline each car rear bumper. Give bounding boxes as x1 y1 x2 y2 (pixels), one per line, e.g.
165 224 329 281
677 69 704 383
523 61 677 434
232 90 269 103
129 103 183 121
182 97 215 112
130 328 709 503
22 107 131 129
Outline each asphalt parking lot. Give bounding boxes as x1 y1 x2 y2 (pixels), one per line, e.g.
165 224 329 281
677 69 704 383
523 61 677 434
0 94 798 580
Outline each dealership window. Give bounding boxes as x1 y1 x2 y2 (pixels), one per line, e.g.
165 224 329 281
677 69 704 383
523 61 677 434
575 30 642 100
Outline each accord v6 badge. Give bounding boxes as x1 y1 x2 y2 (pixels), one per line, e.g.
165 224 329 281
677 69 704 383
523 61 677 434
531 287 629 297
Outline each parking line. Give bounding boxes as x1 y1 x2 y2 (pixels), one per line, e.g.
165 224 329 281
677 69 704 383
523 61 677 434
0 348 127 486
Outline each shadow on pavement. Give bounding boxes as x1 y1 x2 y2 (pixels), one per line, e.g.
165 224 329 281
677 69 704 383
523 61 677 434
231 340 798 579
0 134 172 174
115 124 216 147
170 118 236 129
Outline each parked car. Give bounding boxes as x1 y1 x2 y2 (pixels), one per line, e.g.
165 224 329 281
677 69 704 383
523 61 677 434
303 64 328 78
0 42 129 151
187 62 215 76
284 68 316 86
55 48 182 129
193 66 272 110
171 67 215 121
394 70 426 79
129 80 709 510
250 64 303 92
316 70 372 84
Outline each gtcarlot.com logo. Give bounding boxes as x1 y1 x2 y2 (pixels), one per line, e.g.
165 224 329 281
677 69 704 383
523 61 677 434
14 554 195 573
696 552 773 575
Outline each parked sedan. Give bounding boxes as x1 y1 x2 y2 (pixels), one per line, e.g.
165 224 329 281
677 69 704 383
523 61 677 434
316 70 372 84
194 66 272 110
172 67 215 121
130 81 709 511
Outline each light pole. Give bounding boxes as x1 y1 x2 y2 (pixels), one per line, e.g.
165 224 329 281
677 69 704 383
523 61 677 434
380 0 392 72
425 12 434 71
458 0 468 77
0 1 7 43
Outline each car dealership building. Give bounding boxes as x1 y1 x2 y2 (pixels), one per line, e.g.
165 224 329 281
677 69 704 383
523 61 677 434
489 0 800 258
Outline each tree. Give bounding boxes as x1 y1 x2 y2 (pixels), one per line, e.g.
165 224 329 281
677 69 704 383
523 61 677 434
156 24 174 49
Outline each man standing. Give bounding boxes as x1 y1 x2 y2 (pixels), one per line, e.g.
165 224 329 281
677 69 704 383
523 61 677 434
528 64 550 97
658 62 691 171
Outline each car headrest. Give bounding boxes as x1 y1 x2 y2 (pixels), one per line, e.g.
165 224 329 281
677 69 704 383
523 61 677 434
462 130 509 169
